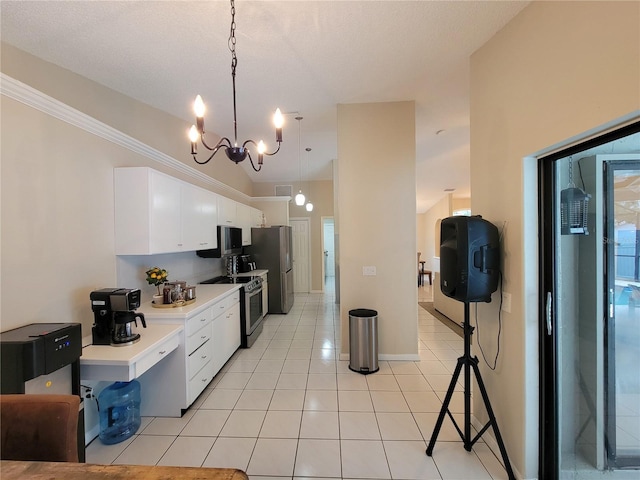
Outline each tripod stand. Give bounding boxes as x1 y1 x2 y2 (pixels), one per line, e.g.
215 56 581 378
426 302 515 480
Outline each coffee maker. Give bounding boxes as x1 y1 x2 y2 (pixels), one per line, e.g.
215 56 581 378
90 288 146 346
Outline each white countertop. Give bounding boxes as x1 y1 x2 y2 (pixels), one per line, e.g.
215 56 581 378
81 323 182 366
80 323 183 382
138 283 242 319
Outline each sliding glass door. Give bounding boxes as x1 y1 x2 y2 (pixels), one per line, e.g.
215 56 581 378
539 123 640 479
605 161 640 469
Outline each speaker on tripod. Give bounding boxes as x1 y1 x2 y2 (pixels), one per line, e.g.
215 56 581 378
426 215 515 480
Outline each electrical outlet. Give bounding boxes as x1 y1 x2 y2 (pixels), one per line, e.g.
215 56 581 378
362 266 376 276
502 292 512 313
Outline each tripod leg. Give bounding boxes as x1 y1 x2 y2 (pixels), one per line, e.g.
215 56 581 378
426 356 464 456
470 359 516 480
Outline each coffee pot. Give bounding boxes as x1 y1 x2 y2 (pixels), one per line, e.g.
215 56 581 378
112 311 146 346
90 288 145 346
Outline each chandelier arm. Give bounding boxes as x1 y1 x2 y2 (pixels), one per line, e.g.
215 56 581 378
246 151 262 172
200 136 232 152
263 142 282 157
193 151 217 165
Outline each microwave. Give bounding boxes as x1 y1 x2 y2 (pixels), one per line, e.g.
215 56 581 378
196 226 242 258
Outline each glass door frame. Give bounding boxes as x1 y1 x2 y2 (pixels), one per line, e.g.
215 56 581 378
604 159 640 469
538 121 640 479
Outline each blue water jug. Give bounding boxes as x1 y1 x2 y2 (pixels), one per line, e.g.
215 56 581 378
98 380 141 444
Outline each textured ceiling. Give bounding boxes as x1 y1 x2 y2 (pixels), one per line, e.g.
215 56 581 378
1 0 530 212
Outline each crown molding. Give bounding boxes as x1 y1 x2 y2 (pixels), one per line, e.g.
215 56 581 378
0 73 251 201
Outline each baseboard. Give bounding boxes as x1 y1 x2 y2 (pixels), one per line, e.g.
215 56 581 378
339 353 421 362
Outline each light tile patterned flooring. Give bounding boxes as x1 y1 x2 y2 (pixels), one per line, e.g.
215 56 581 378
86 280 509 479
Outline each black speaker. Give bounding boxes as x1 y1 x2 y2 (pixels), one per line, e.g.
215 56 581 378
440 215 500 303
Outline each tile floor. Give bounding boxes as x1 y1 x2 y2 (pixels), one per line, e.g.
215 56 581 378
86 280 509 479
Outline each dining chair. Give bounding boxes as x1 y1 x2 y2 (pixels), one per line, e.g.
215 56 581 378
0 394 80 462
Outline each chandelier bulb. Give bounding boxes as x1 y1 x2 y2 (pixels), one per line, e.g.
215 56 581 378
188 125 199 143
257 140 266 154
273 108 284 129
194 95 205 118
295 190 306 206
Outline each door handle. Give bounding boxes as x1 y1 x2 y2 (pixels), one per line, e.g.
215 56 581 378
546 291 553 336
609 288 615 318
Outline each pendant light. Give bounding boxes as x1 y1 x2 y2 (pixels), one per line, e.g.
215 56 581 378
294 117 306 206
304 147 314 212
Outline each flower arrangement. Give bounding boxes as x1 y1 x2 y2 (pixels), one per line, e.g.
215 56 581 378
145 267 168 295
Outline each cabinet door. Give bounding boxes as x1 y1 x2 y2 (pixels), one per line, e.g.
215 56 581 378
199 190 218 248
182 186 218 250
237 203 252 245
225 302 241 359
218 196 237 226
251 207 263 228
210 310 226 375
149 171 183 253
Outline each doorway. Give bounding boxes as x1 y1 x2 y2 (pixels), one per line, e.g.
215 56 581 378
322 217 335 293
539 122 640 478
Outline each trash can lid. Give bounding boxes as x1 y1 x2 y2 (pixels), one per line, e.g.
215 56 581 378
349 308 378 317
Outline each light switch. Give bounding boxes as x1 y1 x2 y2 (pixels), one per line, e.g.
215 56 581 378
502 292 511 313
362 266 376 276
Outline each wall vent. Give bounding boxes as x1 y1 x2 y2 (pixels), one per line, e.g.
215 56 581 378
275 185 293 197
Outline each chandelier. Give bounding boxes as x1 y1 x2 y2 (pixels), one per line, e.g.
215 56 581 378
188 0 283 171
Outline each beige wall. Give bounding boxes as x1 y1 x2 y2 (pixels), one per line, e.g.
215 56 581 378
470 1 640 478
254 180 334 292
337 102 418 358
0 43 254 334
451 197 470 213
1 43 254 198
418 193 452 272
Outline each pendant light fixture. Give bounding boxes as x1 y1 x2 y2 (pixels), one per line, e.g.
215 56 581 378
188 0 283 171
304 147 314 212
294 116 306 206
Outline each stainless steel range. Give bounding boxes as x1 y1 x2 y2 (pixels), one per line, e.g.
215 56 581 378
200 275 264 347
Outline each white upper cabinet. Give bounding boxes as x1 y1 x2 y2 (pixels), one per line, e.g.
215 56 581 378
236 203 252 246
218 195 237 226
251 207 263 228
181 186 218 251
115 167 217 255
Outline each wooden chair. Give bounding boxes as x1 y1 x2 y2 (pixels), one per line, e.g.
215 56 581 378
0 394 80 462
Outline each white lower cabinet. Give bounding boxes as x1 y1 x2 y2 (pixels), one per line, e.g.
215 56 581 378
143 288 241 413
211 293 241 375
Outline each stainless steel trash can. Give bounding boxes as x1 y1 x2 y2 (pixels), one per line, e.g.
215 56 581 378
349 308 379 374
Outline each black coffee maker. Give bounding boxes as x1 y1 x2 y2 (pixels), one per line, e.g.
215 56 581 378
90 288 146 346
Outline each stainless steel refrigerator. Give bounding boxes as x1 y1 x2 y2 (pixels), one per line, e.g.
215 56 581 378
247 226 294 313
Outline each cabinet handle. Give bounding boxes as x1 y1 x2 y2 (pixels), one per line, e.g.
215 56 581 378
201 335 207 339
201 355 207 359
177 243 183 246
159 350 166 355
201 378 209 383
200 318 206 322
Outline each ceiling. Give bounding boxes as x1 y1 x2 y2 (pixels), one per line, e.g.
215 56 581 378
0 0 530 212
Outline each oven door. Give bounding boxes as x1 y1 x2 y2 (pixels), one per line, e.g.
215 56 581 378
245 286 264 335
